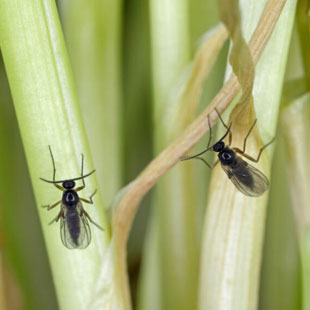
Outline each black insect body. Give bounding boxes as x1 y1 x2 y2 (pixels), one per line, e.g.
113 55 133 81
181 110 274 197
40 146 103 249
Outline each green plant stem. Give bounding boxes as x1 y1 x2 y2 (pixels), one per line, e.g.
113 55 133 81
0 0 109 309
281 95 310 310
146 0 197 309
138 24 228 310
59 0 122 207
113 1 289 308
0 59 57 309
122 0 153 278
259 137 300 310
198 1 297 309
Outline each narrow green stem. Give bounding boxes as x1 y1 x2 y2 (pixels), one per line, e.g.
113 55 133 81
0 0 109 308
281 95 310 310
142 0 199 309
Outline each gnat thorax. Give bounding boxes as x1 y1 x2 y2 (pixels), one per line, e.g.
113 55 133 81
62 190 79 208
218 148 236 166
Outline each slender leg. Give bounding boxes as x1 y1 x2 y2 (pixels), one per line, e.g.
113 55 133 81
193 157 220 169
195 157 211 168
82 209 104 230
42 200 61 210
211 159 220 168
241 119 257 153
80 189 97 203
40 178 64 191
53 183 65 191
233 137 275 163
215 108 232 146
48 209 64 225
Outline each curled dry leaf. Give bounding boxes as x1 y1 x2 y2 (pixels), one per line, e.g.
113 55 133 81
105 0 287 308
198 0 275 308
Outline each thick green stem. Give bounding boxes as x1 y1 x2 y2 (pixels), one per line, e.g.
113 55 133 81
0 58 57 308
281 94 310 310
0 0 109 308
198 1 297 309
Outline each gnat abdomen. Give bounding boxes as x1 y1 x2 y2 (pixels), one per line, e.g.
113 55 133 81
228 159 255 188
234 168 254 188
66 211 80 245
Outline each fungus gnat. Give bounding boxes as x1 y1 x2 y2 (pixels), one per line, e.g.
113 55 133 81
40 146 103 249
181 109 275 197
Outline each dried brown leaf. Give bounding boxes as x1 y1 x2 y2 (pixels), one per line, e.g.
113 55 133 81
109 0 286 308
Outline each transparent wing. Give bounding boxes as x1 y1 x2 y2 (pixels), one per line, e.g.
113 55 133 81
60 203 91 249
221 157 269 197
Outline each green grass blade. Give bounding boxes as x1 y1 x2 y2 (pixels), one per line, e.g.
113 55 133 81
144 0 193 308
0 0 109 308
0 57 57 309
198 1 297 309
281 94 310 310
59 0 123 207
259 136 300 310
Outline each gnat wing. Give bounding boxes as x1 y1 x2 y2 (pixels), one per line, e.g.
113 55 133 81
78 211 92 249
221 157 269 197
60 203 91 249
